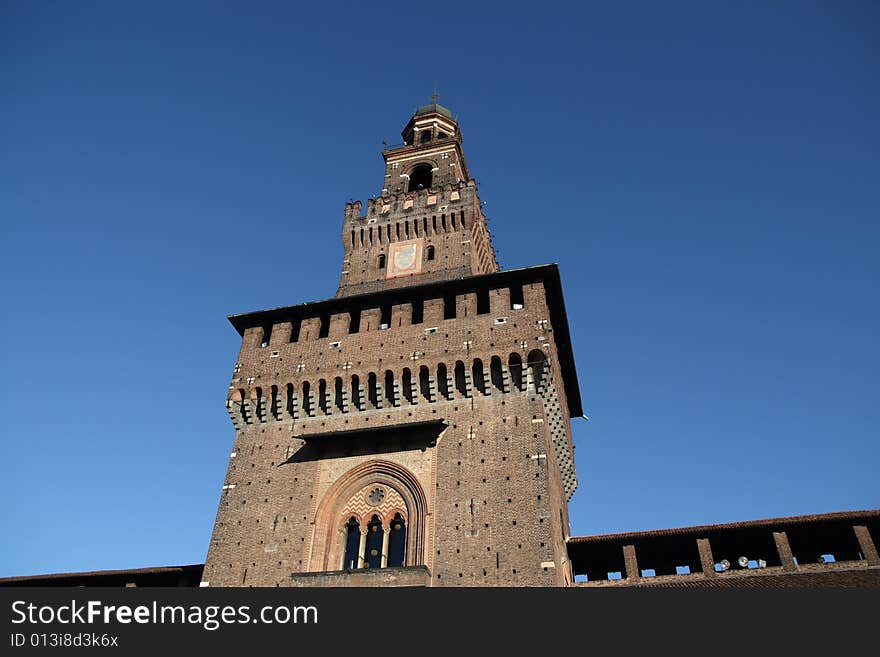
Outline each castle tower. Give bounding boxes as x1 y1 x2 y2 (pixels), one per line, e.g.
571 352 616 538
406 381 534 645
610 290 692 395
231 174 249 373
201 100 583 587
337 101 498 297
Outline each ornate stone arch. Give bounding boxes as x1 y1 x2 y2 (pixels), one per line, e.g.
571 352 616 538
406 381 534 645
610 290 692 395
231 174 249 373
311 460 428 572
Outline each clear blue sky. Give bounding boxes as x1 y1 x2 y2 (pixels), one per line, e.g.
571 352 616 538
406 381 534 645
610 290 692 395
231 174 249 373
1 1 878 577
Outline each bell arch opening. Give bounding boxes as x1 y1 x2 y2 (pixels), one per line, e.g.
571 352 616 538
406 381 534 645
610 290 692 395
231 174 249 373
408 164 433 192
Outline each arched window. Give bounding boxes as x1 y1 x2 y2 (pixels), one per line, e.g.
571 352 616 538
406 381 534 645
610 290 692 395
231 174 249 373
508 353 524 392
426 245 435 261
472 359 487 395
402 368 414 404
339 510 408 571
318 379 329 414
385 370 396 407
377 254 386 269
454 361 469 398
270 385 280 420
419 130 431 143
302 381 313 416
367 372 379 408
254 387 264 422
408 164 433 192
437 363 450 400
364 515 384 569
286 383 296 418
419 365 432 402
230 388 247 426
350 375 361 411
490 356 505 392
527 349 548 392
387 513 407 567
334 377 345 413
315 463 427 573
342 517 361 570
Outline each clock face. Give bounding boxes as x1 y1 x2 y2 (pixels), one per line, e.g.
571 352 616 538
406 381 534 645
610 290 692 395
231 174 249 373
386 238 424 279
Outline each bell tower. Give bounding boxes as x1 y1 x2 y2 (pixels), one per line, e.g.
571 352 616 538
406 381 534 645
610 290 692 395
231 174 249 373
202 100 583 588
338 100 498 297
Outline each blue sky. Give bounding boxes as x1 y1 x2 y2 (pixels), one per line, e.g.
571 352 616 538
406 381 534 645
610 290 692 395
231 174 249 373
1 1 877 577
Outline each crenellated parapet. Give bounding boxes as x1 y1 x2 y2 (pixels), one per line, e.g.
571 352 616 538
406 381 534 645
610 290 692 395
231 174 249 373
338 180 497 296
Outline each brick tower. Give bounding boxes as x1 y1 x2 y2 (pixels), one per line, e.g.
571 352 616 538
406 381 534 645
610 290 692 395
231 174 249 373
201 100 584 587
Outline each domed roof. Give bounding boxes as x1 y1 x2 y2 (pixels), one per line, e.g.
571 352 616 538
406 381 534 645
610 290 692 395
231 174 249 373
415 102 454 120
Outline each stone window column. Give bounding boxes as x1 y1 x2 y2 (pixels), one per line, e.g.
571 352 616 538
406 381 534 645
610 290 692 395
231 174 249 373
357 530 368 568
381 529 391 568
